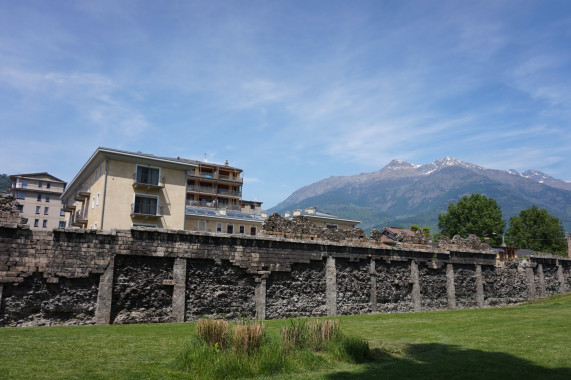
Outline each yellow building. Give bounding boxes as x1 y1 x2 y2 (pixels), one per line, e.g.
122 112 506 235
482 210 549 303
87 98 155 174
61 148 265 234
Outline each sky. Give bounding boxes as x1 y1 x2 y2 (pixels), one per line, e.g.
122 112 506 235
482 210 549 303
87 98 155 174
1 0 570 209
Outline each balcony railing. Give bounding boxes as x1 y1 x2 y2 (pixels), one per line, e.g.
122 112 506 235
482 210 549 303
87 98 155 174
131 203 163 217
217 189 242 197
186 185 217 194
187 172 243 183
187 200 241 211
73 185 91 201
132 173 165 189
62 200 76 212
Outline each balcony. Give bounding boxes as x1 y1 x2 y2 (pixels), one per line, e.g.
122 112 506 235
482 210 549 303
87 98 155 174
187 200 241 211
71 209 88 227
131 203 163 218
132 173 165 190
186 185 217 194
62 200 76 212
187 171 243 184
217 188 242 197
73 185 90 201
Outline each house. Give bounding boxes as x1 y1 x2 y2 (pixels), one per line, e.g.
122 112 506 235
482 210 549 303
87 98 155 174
60 147 265 235
283 207 361 230
377 227 415 246
9 172 67 230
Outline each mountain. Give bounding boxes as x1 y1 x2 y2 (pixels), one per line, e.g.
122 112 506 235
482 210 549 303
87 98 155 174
269 158 571 232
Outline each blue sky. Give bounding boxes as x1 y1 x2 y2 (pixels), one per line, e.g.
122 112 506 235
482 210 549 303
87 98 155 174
1 1 570 208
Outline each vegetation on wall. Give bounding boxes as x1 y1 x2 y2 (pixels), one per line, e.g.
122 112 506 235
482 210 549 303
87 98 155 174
0 174 10 193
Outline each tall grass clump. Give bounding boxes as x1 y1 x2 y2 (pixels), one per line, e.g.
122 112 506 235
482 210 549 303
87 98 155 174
177 318 372 379
196 319 229 350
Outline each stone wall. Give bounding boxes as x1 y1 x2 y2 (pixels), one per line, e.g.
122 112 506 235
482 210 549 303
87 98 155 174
1 222 570 327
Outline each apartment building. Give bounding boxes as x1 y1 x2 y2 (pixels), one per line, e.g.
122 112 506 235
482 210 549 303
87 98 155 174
284 207 361 230
61 147 265 234
9 173 67 230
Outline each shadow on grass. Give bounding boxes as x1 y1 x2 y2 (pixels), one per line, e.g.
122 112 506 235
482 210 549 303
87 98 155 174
327 343 571 380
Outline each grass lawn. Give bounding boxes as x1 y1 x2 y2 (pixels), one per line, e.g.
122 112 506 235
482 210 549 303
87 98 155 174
1 294 570 379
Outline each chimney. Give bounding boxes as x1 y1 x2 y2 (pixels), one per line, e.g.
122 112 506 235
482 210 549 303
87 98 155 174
225 160 229 167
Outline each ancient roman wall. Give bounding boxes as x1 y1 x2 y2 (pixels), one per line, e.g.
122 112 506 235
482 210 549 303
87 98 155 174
1 222 570 327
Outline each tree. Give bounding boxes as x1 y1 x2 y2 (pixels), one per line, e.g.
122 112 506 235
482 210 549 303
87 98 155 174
505 205 567 256
438 193 505 245
410 224 431 238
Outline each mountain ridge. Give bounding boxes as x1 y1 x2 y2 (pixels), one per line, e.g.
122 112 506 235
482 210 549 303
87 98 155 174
270 158 571 232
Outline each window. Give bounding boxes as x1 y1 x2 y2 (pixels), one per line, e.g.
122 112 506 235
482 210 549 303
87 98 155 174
44 207 49 215
96 192 100 206
239 225 245 234
216 223 222 232
60 209 65 216
21 180 28 189
250 227 257 236
94 222 98 230
38 181 43 188
43 220 47 228
47 183 51 189
226 224 234 234
35 206 40 214
133 195 158 215
198 220 206 231
59 221 66 228
34 219 39 227
45 195 50 202
17 205 23 212
326 224 338 230
37 194 42 201
91 197 95 209
16 191 25 199
136 166 160 185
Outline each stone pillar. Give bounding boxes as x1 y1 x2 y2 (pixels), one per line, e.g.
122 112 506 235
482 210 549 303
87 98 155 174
326 256 337 317
370 259 377 312
537 263 546 298
446 264 456 309
475 265 484 308
95 256 115 325
557 265 567 294
410 260 421 312
0 284 3 312
526 267 537 299
255 277 267 321
172 258 187 323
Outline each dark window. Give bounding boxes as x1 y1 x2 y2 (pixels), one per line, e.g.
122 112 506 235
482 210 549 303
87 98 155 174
17 205 23 212
44 207 49 215
45 195 50 202
133 196 158 215
59 221 66 228
250 227 257 236
38 181 43 188
16 191 25 199
216 223 222 232
239 225 245 234
226 224 234 234
136 166 160 185
37 194 41 201
42 220 47 228
35 206 40 214
34 219 39 227
47 183 51 189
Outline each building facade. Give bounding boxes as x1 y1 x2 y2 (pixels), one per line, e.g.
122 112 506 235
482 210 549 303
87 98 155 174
9 173 67 230
283 207 361 230
61 148 264 235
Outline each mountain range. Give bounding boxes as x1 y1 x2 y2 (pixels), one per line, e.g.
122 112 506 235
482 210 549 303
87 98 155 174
269 157 571 232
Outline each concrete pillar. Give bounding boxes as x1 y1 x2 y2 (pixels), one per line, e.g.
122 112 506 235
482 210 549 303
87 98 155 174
446 264 456 309
475 265 484 308
172 258 187 323
557 265 567 294
95 256 115 325
326 256 337 316
537 264 546 298
410 260 421 312
526 267 537 300
370 259 377 312
255 277 267 321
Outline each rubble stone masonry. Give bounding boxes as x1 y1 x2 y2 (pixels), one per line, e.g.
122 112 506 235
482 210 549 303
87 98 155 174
0 195 570 327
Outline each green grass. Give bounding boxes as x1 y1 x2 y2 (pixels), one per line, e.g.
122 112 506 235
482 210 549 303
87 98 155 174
1 294 571 379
